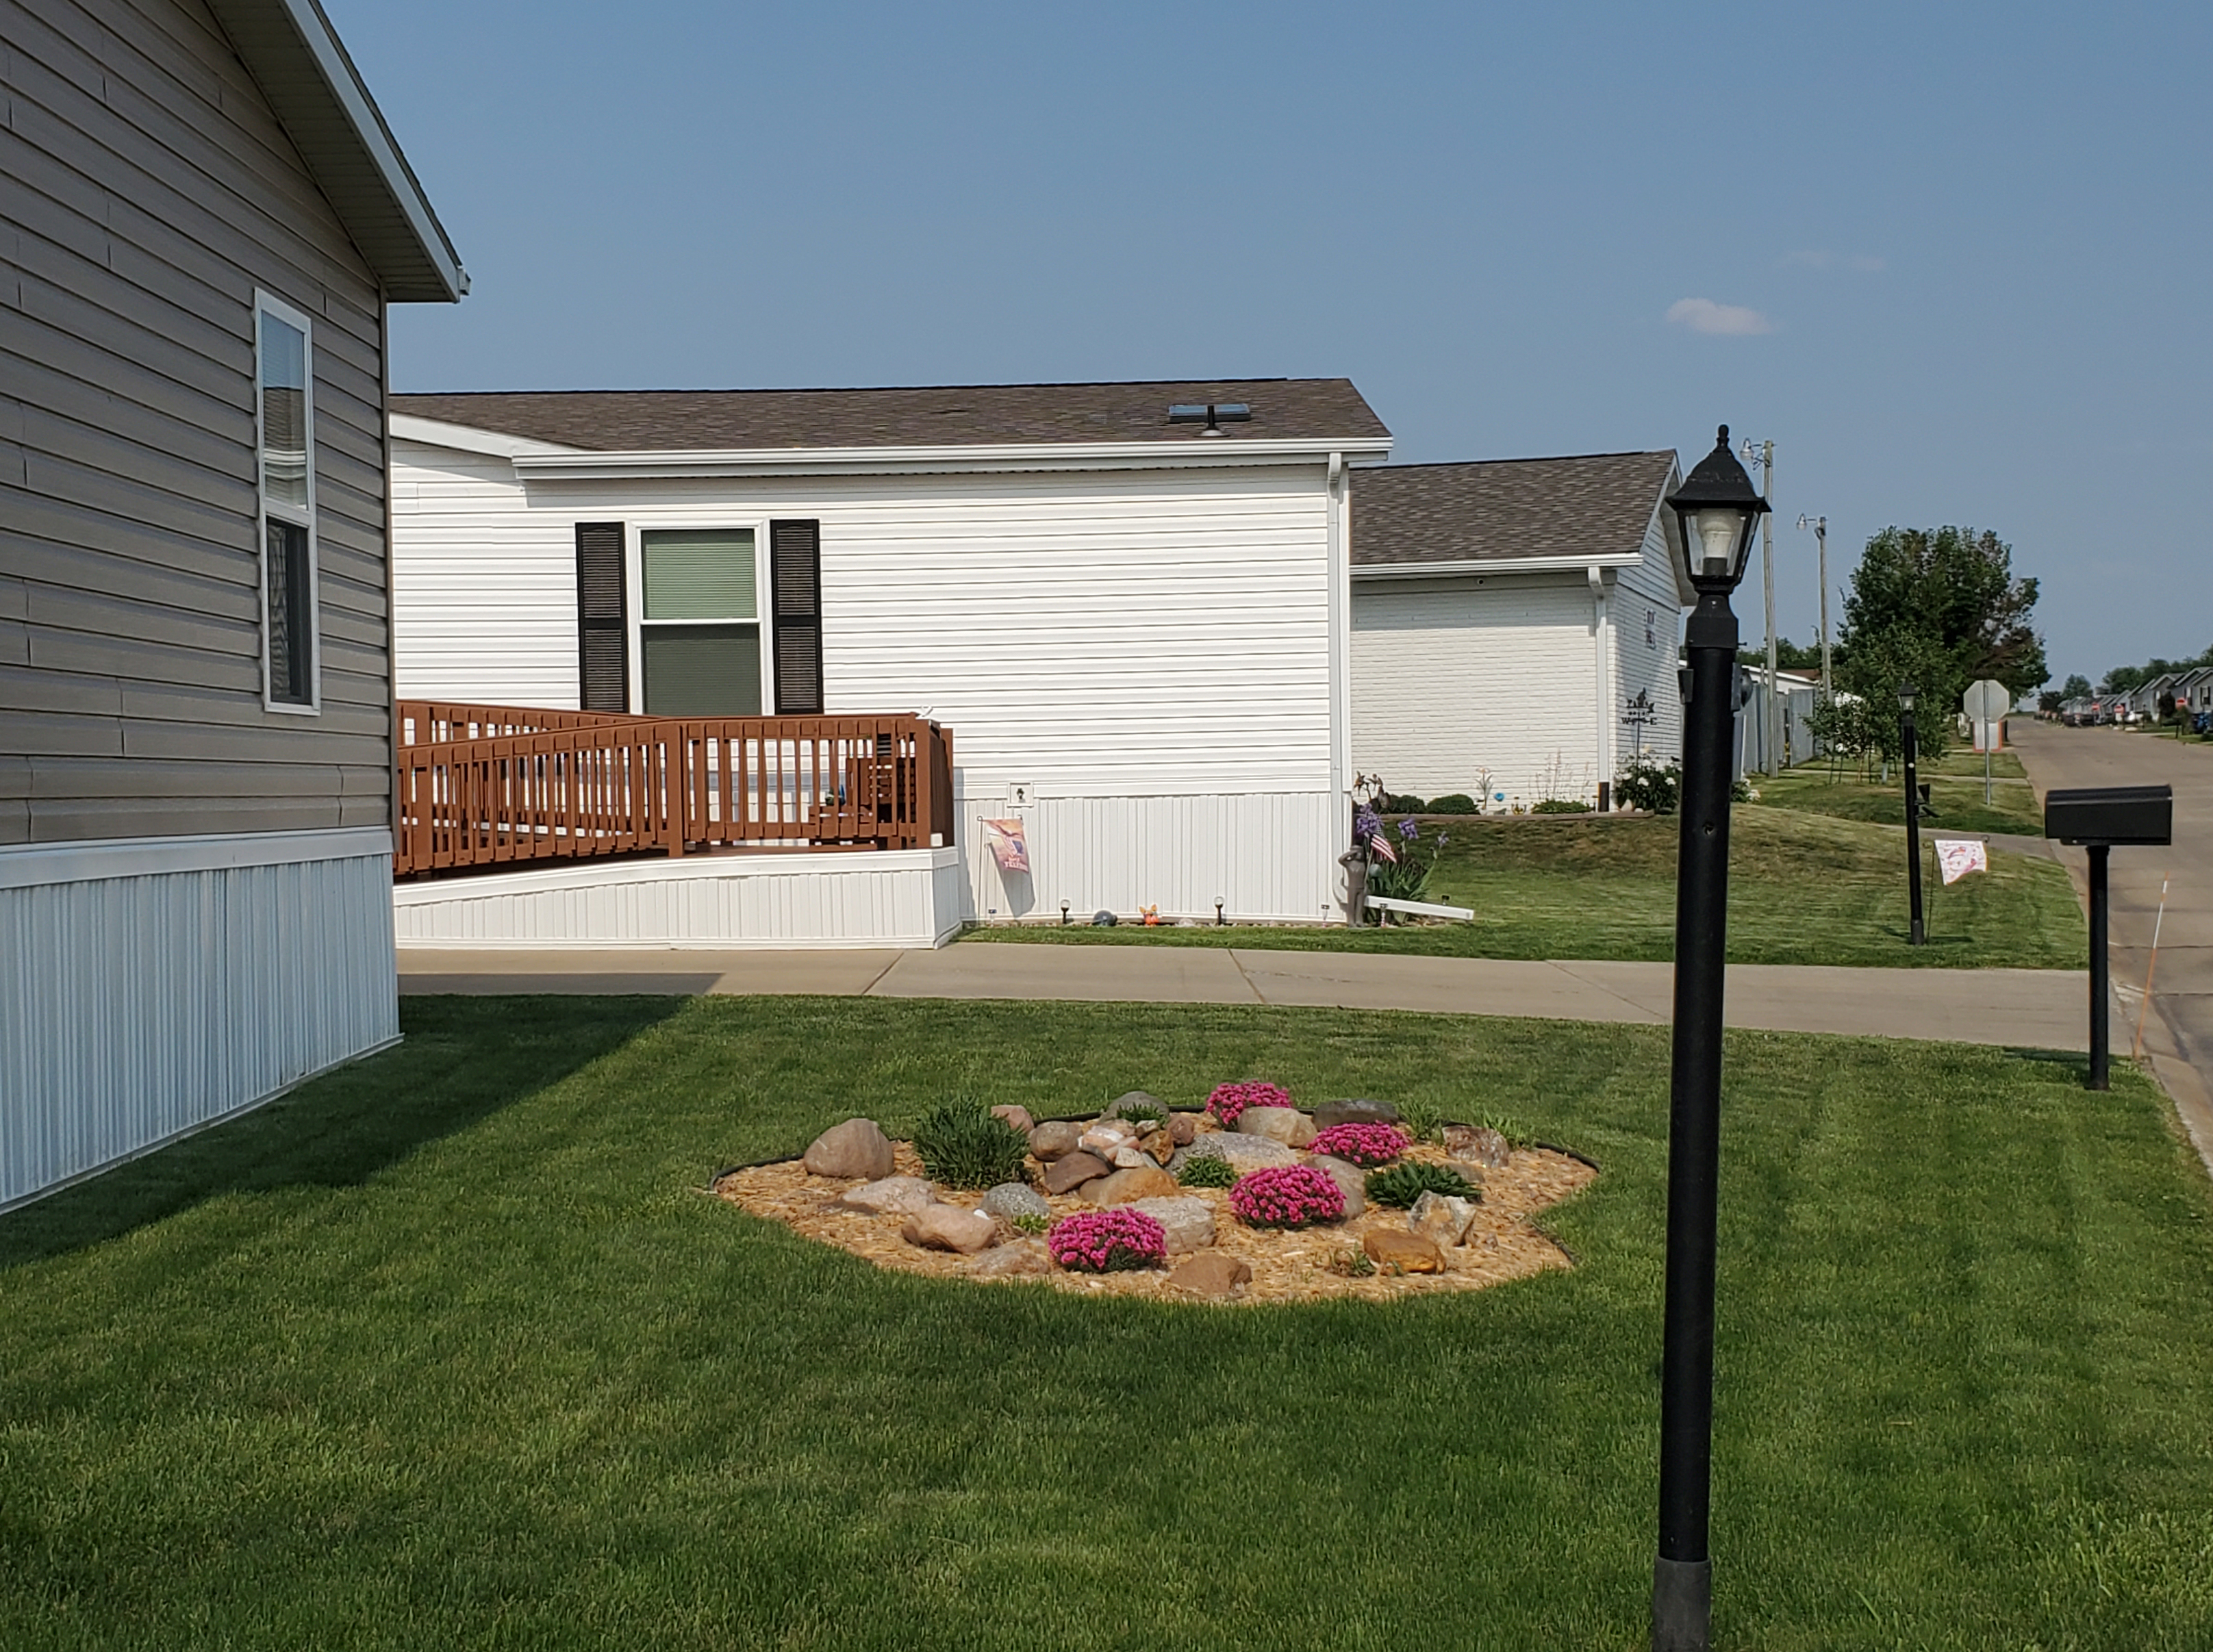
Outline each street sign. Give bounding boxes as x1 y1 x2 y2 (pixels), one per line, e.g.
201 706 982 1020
1963 678 2012 722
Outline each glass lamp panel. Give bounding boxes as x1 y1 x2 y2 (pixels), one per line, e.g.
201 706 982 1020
257 312 307 509
1693 507 1746 579
643 529 757 620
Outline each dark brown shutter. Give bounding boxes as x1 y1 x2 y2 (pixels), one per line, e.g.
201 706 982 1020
770 518 823 715
575 522 629 711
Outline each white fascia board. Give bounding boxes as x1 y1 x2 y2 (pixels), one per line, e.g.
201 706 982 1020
263 0 466 301
507 435 1394 481
390 414 584 459
1351 552 1644 580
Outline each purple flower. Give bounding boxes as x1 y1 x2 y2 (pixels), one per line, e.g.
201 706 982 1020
1354 808 1381 839
1398 816 1419 841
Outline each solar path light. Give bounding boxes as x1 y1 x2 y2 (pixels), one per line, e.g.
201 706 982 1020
1651 426 1768 1652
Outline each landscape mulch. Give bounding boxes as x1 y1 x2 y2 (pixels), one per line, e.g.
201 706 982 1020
713 1136 1595 1304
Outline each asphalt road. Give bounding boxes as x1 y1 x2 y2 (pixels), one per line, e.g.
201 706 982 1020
2011 718 2213 1173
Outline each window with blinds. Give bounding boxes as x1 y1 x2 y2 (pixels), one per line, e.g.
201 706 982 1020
255 292 316 710
640 529 760 715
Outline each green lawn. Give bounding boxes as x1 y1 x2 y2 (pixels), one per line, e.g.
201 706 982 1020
966 806 2086 969
3 996 2210 1650
1754 748 2042 835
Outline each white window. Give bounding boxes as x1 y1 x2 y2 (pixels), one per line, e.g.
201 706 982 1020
637 529 763 715
255 291 317 711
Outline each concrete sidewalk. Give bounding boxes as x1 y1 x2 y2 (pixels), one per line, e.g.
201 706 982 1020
398 942 2097 1052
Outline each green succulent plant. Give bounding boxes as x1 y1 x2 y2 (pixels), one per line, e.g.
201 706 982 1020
1176 1154 1238 1189
1364 1161 1481 1210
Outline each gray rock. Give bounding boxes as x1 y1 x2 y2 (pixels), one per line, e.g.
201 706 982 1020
1174 1133 1300 1171
1304 1154 1367 1219
1028 1121 1082 1161
965 1239 1052 1278
1407 1190 1480 1249
803 1117 895 1180
1314 1098 1400 1130
835 1175 937 1216
1040 1151 1112 1195
1123 1195 1217 1254
1100 1091 1167 1121
901 1206 998 1254
1237 1106 1317 1147
980 1182 1052 1222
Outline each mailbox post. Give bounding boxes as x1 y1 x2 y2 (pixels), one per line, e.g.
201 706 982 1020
2045 785 2173 1089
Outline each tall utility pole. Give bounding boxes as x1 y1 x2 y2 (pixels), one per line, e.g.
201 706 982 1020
1797 514 1831 698
1740 437 1778 773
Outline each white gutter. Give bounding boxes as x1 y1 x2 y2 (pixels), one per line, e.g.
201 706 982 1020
508 435 1394 481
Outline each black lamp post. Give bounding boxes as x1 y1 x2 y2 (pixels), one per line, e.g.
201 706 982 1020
1652 427 1769 1652
1899 683 1926 945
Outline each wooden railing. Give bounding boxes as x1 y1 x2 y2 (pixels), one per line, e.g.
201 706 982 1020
393 702 955 879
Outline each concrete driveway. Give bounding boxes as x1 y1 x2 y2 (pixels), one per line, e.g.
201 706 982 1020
2011 718 2213 1170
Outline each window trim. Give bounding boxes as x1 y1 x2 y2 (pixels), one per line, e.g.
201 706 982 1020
253 289 320 715
626 519 774 715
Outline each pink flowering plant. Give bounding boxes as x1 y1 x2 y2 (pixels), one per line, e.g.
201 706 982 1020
1048 1208 1168 1273
1307 1121 1411 1168
1228 1165 1346 1230
1207 1080 1291 1129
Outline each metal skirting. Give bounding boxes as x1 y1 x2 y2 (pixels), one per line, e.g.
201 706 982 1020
0 842 400 1210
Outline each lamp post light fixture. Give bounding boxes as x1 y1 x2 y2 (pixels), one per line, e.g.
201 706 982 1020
1060 899 1071 927
1899 683 1927 945
1652 426 1769 1652
1795 513 1832 698
1737 435 1779 776
1215 895 1226 926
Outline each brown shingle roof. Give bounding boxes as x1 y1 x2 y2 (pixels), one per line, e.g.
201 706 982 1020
1352 451 1678 567
390 379 1387 451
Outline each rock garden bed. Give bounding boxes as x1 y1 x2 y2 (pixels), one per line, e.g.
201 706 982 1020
712 1088 1596 1304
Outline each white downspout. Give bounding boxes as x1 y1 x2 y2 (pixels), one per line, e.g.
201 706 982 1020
1589 564 1611 804
1327 451 1350 919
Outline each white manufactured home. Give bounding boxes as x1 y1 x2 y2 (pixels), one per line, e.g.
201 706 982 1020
385 382 1393 946
1348 453 1691 809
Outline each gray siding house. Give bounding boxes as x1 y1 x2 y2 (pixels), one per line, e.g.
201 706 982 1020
1 0 464 1207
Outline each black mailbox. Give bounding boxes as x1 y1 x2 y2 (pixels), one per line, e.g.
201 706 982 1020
2044 784 2172 846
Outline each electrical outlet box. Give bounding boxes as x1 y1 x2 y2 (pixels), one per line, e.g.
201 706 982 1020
1008 782 1034 807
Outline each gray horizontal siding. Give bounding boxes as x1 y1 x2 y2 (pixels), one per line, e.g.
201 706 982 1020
0 0 394 846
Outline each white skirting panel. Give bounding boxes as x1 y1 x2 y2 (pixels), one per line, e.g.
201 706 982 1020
0 830 401 1212
392 847 966 950
959 791 1344 926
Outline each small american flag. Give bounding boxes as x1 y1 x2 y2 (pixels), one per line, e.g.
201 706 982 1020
1369 831 1398 864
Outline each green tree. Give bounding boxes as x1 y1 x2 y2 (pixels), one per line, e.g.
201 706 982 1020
2059 673 2093 700
1833 526 2047 761
1738 635 1825 673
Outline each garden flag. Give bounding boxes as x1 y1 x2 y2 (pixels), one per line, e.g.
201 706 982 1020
982 818 1030 874
1935 838 1989 885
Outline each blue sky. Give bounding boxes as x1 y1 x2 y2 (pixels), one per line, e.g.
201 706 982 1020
333 1 2211 688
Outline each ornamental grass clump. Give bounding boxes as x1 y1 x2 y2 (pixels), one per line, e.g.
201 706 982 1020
1308 1121 1411 1168
1048 1208 1167 1273
1176 1154 1237 1189
911 1102 1030 1191
1207 1081 1291 1129
1365 1161 1481 1210
1229 1165 1346 1230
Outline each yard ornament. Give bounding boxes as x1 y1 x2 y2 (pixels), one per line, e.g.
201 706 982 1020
1934 839 1988 885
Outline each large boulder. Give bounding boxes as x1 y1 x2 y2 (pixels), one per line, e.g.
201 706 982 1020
1304 1154 1367 1219
1087 1165 1179 1206
902 1206 998 1254
1028 1121 1082 1162
1237 1107 1317 1148
804 1118 895 1180
1174 1133 1300 1172
981 1182 1052 1223
1363 1230 1446 1273
1407 1191 1480 1249
1166 1252 1252 1299
1123 1195 1217 1254
1041 1151 1112 1195
835 1176 937 1216
990 1104 1035 1136
1315 1098 1400 1130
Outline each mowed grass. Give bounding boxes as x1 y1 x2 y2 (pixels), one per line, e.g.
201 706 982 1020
1756 748 2043 835
4 996 2210 1651
965 806 2086 969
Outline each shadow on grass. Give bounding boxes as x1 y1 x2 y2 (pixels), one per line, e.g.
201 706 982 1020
0 994 687 1271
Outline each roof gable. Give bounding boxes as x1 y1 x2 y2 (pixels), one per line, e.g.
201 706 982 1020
388 379 1387 452
204 0 464 301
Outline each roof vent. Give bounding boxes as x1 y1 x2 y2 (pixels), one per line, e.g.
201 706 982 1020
1168 402 1252 437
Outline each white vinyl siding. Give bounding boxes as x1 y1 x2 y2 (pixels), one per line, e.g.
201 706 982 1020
1613 507 1686 767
